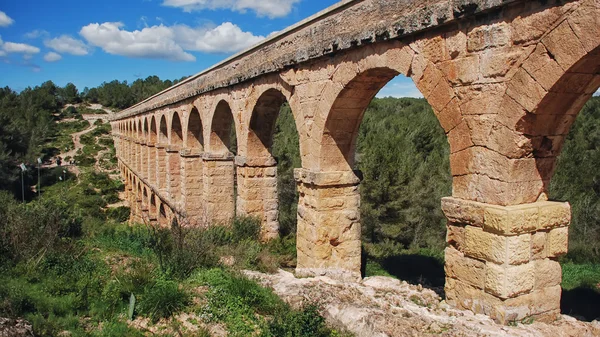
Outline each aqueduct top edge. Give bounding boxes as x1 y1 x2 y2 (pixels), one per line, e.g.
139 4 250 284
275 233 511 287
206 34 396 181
111 0 521 121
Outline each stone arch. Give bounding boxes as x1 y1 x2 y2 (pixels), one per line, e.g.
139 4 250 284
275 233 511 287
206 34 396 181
143 117 149 140
150 194 158 219
186 107 204 151
143 186 149 208
149 116 158 144
461 3 600 206
159 115 168 144
319 67 400 171
311 40 458 170
247 88 290 158
209 99 235 154
158 202 168 226
137 119 142 141
170 112 184 146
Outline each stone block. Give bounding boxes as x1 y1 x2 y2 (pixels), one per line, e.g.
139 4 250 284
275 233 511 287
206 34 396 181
541 20 587 71
444 247 486 288
506 68 547 113
446 223 466 251
483 204 538 235
441 197 485 226
439 55 480 85
464 226 506 263
534 259 562 289
485 261 534 299
531 231 547 260
464 226 530 265
538 202 570 229
531 285 562 315
467 23 511 52
546 227 568 258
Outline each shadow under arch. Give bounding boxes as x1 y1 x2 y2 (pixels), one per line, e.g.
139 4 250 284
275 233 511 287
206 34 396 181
209 99 236 155
186 106 204 151
247 88 289 159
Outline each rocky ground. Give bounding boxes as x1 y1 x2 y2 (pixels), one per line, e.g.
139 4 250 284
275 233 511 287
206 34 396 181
244 269 600 337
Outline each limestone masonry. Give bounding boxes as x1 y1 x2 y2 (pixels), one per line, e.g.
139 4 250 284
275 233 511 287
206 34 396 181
110 0 600 324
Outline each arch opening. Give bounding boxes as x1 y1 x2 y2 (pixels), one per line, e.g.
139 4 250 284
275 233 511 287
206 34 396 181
170 112 184 146
248 89 288 158
210 100 236 154
186 107 204 151
311 68 451 282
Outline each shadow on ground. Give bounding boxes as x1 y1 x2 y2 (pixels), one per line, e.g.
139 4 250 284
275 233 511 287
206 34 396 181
561 286 600 321
365 254 445 296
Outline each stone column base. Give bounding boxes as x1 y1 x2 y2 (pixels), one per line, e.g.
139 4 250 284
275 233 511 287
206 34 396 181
441 197 570 324
294 168 362 282
181 149 204 225
203 152 235 226
236 156 279 240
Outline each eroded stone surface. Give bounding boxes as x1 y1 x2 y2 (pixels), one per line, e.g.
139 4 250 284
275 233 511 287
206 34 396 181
244 270 600 337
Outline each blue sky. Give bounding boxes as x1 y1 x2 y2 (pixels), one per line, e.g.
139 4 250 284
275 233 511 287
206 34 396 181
0 0 423 98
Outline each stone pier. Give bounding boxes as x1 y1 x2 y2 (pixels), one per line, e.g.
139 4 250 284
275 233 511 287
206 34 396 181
236 156 279 240
203 152 236 225
181 149 204 222
442 197 570 324
294 169 362 281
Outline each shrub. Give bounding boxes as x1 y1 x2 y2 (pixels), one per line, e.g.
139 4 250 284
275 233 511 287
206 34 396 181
137 278 189 321
231 216 261 243
264 304 332 337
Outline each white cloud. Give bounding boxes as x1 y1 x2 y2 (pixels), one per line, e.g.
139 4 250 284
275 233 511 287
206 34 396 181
172 22 264 53
595 89 600 97
162 0 300 18
79 21 265 61
0 11 14 27
0 50 5 57
2 42 40 54
24 30 49 39
44 51 62 62
44 35 89 55
80 22 195 61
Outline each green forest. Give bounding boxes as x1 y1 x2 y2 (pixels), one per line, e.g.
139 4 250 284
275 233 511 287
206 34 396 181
0 77 599 335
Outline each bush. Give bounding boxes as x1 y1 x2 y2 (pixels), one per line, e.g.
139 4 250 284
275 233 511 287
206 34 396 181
232 216 261 243
264 304 332 337
0 191 82 265
106 206 130 223
137 278 189 321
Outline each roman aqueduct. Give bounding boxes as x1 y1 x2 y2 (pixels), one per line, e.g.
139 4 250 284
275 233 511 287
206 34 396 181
109 0 600 324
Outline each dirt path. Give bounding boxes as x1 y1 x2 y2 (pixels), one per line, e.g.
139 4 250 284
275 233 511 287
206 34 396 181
43 121 97 177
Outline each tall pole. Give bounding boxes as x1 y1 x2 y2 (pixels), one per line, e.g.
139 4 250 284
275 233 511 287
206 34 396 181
21 169 25 204
37 163 41 197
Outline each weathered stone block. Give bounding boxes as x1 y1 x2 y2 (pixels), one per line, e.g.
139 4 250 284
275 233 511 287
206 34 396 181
534 258 562 289
546 227 569 257
467 23 511 52
541 20 587 70
538 202 570 229
531 231 547 260
445 247 486 288
484 204 538 235
441 197 485 226
464 226 530 265
485 261 534 299
446 223 466 251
